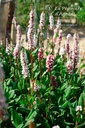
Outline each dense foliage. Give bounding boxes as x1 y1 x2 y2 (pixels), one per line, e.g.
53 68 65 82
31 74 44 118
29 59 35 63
76 3 85 24
0 44 85 128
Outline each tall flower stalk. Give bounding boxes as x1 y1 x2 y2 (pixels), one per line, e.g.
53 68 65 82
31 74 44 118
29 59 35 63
39 12 45 33
38 12 45 47
20 50 29 78
38 47 43 78
57 30 62 53
49 14 54 30
27 8 35 50
70 33 79 68
65 34 71 54
13 17 21 59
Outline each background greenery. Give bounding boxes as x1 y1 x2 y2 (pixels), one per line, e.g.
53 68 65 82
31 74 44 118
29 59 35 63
16 0 85 30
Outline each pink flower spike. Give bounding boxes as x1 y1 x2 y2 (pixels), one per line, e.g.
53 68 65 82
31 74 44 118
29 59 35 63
66 60 73 74
38 47 43 61
46 54 54 72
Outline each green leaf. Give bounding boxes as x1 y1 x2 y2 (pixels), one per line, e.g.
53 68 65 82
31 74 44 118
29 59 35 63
66 126 71 128
42 118 50 128
33 65 38 72
62 100 69 108
24 110 37 127
78 93 83 106
7 78 12 85
17 123 24 128
64 86 71 98
69 107 76 118
64 121 74 125
0 119 2 124
11 108 23 127
34 71 40 78
32 48 38 56
9 90 16 99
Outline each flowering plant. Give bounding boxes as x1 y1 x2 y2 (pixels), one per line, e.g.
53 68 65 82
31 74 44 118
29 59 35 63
0 8 85 128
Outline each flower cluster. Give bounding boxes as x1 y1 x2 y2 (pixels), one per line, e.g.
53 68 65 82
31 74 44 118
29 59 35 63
49 14 54 30
27 8 35 49
52 125 60 128
70 33 79 67
46 54 54 72
33 34 37 48
13 42 21 58
6 43 10 54
76 106 82 112
17 25 21 41
66 60 73 74
53 28 58 43
38 47 43 61
53 18 61 44
59 47 65 57
20 50 29 78
65 34 71 54
39 12 45 32
13 17 18 28
34 83 41 92
13 17 21 58
56 18 61 29
13 17 21 41
57 30 62 45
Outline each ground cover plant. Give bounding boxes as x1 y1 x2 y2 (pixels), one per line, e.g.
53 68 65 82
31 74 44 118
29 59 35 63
0 7 85 128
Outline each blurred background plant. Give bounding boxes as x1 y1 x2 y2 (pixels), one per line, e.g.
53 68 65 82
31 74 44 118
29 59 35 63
16 0 85 31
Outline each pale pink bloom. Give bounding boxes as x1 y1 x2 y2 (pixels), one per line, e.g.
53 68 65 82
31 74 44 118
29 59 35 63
33 34 37 48
20 50 29 78
27 9 35 49
17 25 21 40
34 83 41 92
38 47 43 60
57 30 62 45
53 28 58 43
59 47 65 57
46 54 54 72
65 34 71 53
76 106 82 111
6 43 10 54
66 60 73 74
56 18 61 29
70 33 79 67
73 33 79 42
49 14 54 30
33 100 36 105
13 17 18 28
52 125 60 128
13 42 21 58
39 12 45 32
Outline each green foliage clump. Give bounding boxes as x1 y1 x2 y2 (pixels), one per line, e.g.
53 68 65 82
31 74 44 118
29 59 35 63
76 3 85 24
